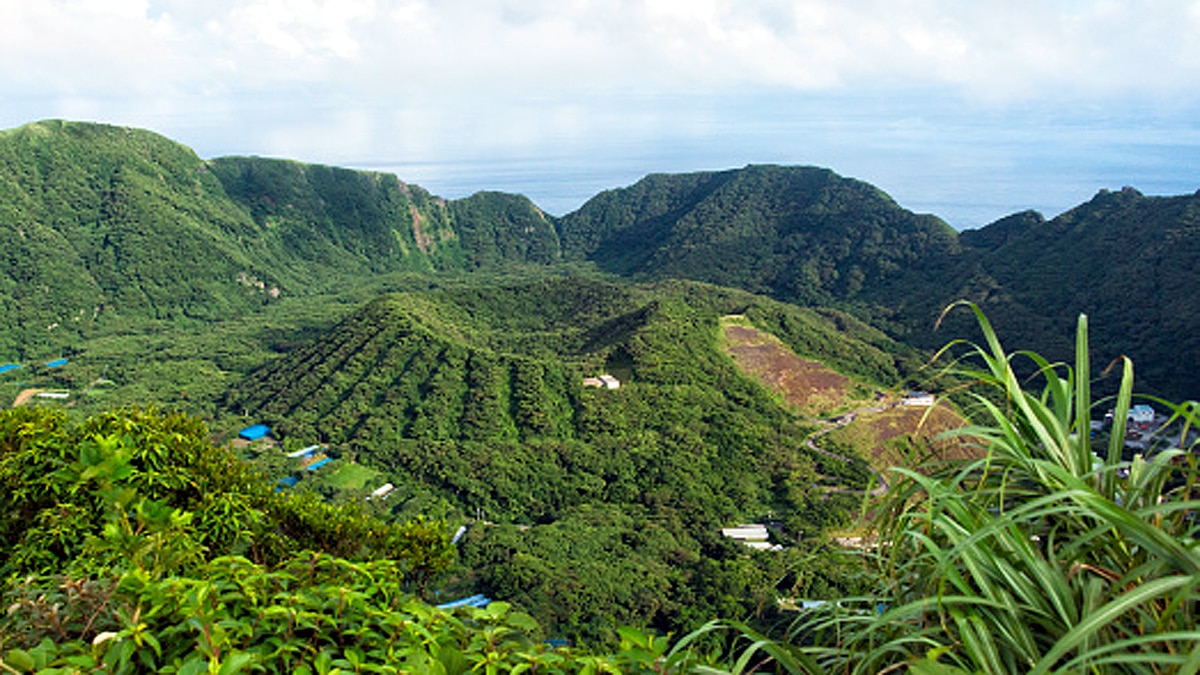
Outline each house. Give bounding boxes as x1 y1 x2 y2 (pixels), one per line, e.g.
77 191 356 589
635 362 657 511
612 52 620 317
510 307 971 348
902 391 935 406
37 391 70 400
1105 405 1157 430
238 424 271 441
1129 404 1155 427
44 359 68 368
0 363 21 375
583 374 621 390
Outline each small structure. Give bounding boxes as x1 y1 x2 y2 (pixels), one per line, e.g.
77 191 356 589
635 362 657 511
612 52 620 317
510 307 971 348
37 391 70 400
902 391 935 407
1128 404 1155 428
305 457 333 471
369 483 395 500
286 444 322 458
1105 405 1157 431
721 523 783 551
436 594 492 610
275 476 299 491
0 363 21 375
583 374 621 390
239 424 271 441
44 359 68 368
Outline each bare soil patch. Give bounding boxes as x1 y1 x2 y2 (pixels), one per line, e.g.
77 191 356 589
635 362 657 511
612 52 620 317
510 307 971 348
832 404 977 470
723 323 853 415
12 388 43 408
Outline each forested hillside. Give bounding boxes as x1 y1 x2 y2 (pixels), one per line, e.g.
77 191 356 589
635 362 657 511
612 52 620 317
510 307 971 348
0 121 276 357
5 120 1199 397
555 168 1200 399
2 120 1197 671
0 121 559 361
223 277 910 643
556 165 961 304
909 188 1200 399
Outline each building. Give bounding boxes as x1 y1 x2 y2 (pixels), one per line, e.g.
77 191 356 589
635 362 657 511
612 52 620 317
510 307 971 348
286 444 322 458
1104 405 1157 430
1129 404 1155 427
369 483 395 500
238 424 271 441
720 523 784 551
583 374 621 390
902 391 935 406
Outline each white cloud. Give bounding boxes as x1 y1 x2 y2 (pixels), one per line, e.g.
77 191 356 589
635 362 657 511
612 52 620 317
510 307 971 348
2 0 1199 196
5 0 1200 106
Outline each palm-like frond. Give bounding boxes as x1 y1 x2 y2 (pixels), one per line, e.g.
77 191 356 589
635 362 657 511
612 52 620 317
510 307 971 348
794 303 1200 674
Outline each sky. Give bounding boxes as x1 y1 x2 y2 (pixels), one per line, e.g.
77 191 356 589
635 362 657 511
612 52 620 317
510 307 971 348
2 0 1199 229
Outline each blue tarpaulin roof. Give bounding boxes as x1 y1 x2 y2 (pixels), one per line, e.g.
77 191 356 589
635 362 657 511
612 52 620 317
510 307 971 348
239 424 270 441
0 364 22 375
436 594 492 610
305 457 333 471
45 359 68 368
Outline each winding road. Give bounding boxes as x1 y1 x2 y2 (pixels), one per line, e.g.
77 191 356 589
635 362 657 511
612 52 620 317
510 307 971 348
804 403 894 497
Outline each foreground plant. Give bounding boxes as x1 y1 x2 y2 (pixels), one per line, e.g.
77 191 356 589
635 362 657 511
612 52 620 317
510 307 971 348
787 303 1200 674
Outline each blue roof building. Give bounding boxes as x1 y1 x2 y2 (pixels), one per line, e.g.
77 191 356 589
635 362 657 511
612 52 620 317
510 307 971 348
45 359 68 368
305 457 333 471
436 594 492 610
238 424 271 441
0 364 22 375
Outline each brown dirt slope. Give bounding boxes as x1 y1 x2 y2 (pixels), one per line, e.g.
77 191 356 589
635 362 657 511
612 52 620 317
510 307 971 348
11 388 43 408
722 317 977 470
722 322 859 416
824 404 976 471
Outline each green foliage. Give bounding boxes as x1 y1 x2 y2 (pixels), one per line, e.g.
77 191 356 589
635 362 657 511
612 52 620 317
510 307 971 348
0 120 276 357
223 277 886 645
0 406 455 587
556 165 960 305
867 188 1200 401
785 305 1200 673
0 121 568 365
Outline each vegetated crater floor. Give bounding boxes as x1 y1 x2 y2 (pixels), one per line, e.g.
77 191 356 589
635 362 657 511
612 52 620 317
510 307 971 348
722 323 853 416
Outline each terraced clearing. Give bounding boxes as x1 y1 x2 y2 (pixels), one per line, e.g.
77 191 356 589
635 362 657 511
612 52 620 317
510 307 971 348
721 317 972 473
822 404 975 471
722 321 862 417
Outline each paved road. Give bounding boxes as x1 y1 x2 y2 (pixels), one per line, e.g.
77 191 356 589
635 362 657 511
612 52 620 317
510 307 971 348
804 401 897 497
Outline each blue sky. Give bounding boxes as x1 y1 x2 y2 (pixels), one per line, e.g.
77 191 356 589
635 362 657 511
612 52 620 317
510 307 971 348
3 0 1199 229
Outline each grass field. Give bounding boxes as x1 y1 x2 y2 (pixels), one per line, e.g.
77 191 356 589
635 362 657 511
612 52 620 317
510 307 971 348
321 461 380 491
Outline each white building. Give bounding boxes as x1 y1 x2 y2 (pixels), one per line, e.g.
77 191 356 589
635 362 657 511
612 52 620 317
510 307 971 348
902 391 935 406
583 374 621 390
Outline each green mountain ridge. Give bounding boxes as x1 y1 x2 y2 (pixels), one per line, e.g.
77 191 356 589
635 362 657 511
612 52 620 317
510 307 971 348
3 118 1199 399
0 120 559 359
